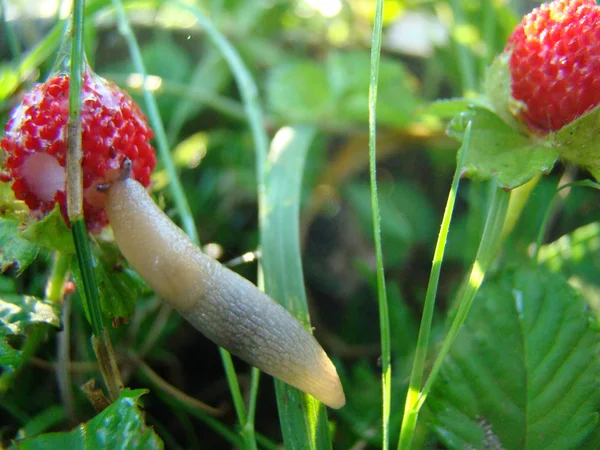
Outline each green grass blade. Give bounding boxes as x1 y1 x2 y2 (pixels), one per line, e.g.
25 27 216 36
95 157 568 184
261 126 333 449
367 0 391 448
398 123 471 449
419 185 510 406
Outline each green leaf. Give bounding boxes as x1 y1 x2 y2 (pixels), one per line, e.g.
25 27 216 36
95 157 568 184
483 51 524 132
0 218 39 274
18 389 163 450
553 103 600 170
21 205 74 254
0 294 61 369
448 106 558 189
261 126 334 449
0 295 61 335
429 267 600 449
0 338 23 369
93 244 144 323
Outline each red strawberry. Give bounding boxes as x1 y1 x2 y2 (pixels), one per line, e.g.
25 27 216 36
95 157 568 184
505 0 600 133
1 71 156 232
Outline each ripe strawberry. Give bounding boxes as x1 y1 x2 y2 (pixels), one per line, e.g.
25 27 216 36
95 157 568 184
505 0 600 133
1 71 156 232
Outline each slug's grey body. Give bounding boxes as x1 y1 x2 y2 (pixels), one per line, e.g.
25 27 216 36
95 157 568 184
105 178 345 409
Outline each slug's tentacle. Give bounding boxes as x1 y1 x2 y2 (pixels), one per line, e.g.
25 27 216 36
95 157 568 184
105 178 345 409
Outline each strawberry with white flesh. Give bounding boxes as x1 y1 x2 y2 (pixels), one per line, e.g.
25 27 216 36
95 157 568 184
1 71 156 232
1 71 345 409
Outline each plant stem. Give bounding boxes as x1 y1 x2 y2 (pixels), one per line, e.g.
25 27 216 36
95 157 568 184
45 252 71 302
399 182 510 449
67 0 122 401
66 0 85 223
501 174 540 240
397 124 471 450
244 367 260 446
367 0 391 448
129 352 224 416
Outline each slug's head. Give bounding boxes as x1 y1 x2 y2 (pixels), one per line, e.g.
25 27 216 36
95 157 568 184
0 71 156 232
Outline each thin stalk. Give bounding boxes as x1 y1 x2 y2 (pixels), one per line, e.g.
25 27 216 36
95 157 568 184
46 252 71 303
129 353 224 416
67 0 122 401
501 174 540 240
220 347 247 418
245 367 261 440
111 0 198 242
399 184 510 449
56 294 74 420
397 124 471 449
367 0 391 448
49 252 75 420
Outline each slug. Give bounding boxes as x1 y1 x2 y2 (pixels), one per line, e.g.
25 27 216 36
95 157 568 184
104 175 345 409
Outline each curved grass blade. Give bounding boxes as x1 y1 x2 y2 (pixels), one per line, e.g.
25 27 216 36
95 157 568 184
261 126 333 449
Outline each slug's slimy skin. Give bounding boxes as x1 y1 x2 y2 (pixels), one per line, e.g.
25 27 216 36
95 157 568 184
105 178 345 409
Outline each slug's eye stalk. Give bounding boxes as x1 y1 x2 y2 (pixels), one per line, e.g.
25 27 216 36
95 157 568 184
1 70 156 232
